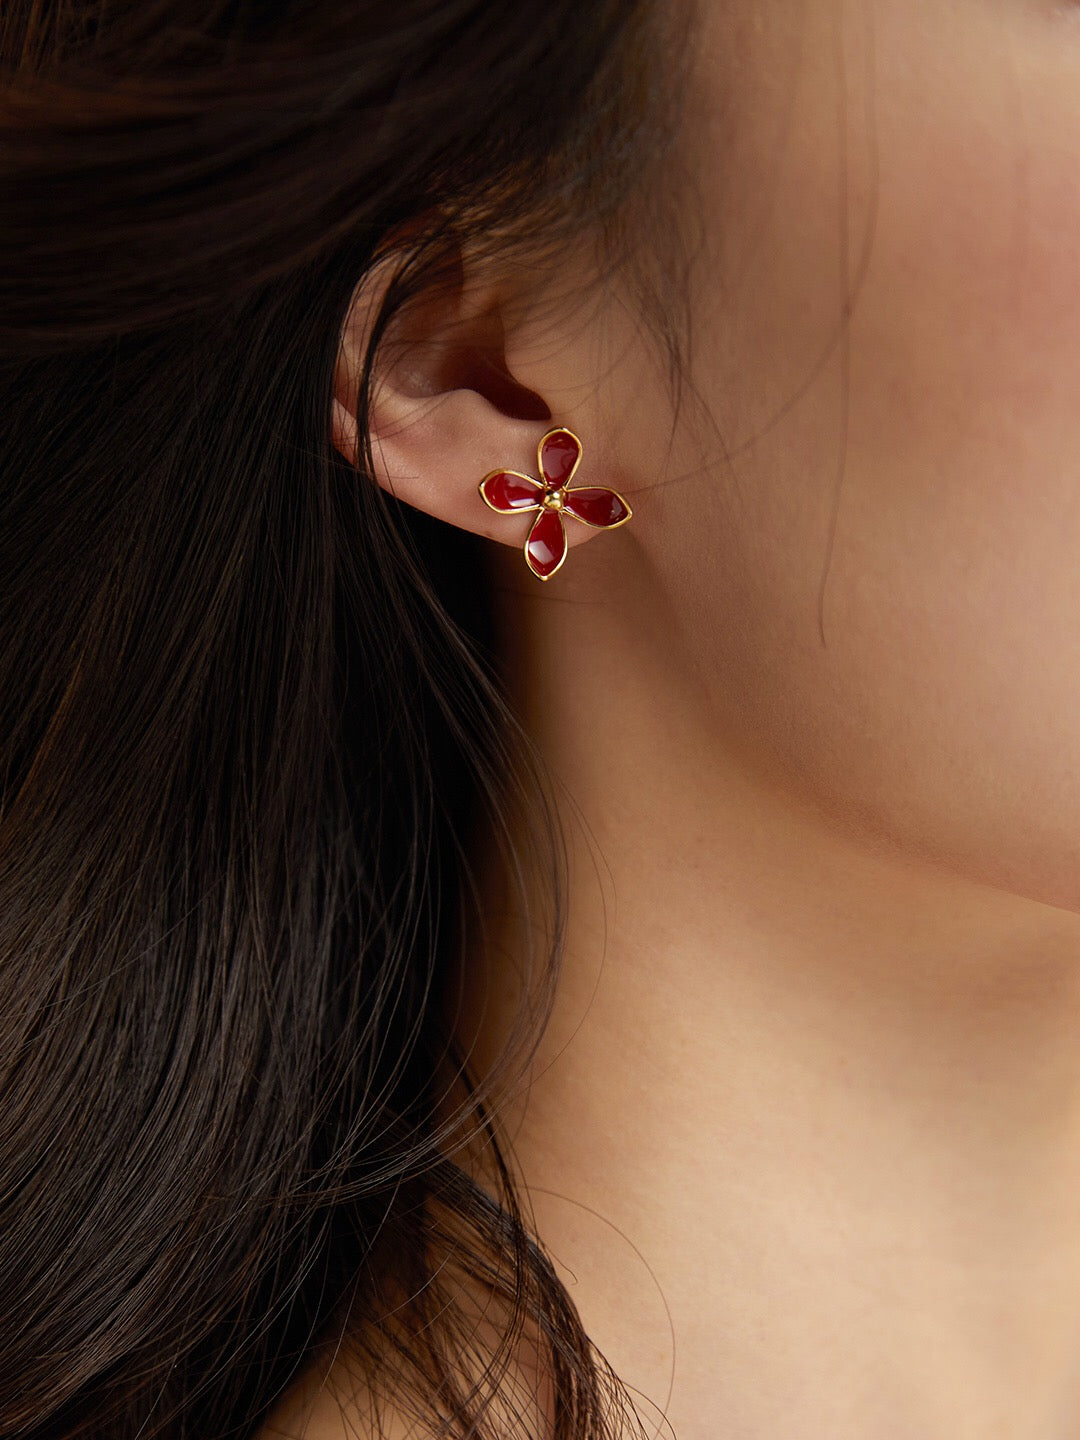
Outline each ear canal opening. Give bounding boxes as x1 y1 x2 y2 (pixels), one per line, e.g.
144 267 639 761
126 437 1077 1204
461 349 552 423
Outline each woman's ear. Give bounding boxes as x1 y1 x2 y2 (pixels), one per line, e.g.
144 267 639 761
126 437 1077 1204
332 246 550 536
330 244 634 575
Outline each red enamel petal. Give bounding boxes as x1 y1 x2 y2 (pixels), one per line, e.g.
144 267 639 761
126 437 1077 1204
525 507 567 580
479 470 543 512
538 429 581 488
563 487 631 528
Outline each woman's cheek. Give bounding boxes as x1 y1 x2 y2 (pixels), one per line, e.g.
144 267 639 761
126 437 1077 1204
666 0 1080 907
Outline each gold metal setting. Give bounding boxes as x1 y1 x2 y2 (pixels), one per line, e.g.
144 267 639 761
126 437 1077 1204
477 427 633 581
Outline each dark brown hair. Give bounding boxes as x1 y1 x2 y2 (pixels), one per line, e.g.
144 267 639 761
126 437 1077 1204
0 3 685 1436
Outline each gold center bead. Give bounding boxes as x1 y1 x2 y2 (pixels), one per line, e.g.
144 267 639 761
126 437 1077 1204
544 488 567 510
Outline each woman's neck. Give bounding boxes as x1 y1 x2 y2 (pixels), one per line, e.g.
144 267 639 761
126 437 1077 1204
467 555 1080 1440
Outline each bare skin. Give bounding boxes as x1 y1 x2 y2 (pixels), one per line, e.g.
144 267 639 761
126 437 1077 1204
265 0 1080 1435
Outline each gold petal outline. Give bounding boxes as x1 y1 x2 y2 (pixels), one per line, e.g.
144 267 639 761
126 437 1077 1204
478 469 544 514
561 487 634 531
524 508 568 581
536 427 582 490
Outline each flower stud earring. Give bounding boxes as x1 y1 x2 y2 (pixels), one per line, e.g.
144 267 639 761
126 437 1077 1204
478 427 633 581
